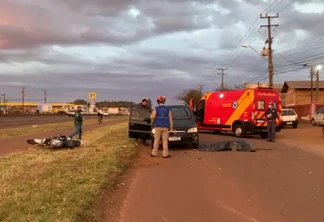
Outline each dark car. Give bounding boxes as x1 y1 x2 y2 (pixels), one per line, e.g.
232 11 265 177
128 104 199 148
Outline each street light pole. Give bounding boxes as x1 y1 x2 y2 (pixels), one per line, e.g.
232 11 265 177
242 44 268 61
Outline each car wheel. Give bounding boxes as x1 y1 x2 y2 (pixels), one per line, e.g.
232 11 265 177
233 124 245 137
293 123 298 128
213 130 221 134
192 142 199 149
312 119 316 126
322 128 324 138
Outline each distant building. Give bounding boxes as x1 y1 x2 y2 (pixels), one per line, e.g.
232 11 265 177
281 81 324 106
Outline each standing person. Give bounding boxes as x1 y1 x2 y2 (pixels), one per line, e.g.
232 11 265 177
265 101 278 142
97 107 103 124
69 106 83 141
139 98 151 145
140 98 151 112
150 96 173 158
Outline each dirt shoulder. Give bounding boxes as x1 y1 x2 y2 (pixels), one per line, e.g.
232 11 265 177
0 119 126 157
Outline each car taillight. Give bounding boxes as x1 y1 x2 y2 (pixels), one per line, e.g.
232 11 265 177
295 116 298 120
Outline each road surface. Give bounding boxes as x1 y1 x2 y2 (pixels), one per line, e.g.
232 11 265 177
105 123 324 222
0 115 98 128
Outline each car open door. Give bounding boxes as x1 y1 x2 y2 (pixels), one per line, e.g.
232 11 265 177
128 105 152 140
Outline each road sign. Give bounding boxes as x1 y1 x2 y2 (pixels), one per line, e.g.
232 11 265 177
89 92 96 99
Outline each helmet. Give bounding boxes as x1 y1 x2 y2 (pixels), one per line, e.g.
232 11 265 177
157 95 166 103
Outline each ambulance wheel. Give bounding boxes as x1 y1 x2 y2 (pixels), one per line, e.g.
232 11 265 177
233 124 245 137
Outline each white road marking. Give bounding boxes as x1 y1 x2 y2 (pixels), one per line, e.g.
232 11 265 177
217 201 259 222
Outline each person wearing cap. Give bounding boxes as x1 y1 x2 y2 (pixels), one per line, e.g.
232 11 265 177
150 96 174 158
265 101 278 142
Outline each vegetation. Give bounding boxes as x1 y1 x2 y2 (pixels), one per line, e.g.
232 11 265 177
72 99 136 108
0 122 138 222
0 117 126 139
176 89 203 105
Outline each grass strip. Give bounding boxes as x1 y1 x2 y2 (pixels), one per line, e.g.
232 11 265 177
0 116 127 139
0 122 138 222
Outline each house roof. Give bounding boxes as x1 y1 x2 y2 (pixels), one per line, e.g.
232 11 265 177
281 81 324 93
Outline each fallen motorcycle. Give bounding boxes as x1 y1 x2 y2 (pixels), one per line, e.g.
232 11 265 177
26 134 82 149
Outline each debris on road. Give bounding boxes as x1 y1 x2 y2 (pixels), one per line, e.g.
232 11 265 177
199 140 256 152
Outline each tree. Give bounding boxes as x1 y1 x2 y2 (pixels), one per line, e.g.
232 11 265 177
214 86 232 91
176 89 203 105
73 99 87 105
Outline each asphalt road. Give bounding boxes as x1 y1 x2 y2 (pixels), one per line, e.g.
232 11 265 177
110 124 324 222
0 115 97 128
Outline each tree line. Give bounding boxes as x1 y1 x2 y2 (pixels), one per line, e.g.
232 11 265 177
176 86 237 105
71 99 153 108
72 99 136 108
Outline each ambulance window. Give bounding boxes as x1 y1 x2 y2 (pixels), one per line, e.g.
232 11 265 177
196 100 205 112
257 100 265 110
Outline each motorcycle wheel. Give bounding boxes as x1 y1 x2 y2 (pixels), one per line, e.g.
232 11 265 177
27 139 36 145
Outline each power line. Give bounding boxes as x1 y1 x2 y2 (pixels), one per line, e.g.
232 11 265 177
218 0 281 69
277 0 296 13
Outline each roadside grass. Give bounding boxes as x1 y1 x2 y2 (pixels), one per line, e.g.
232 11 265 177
0 122 139 222
0 116 127 139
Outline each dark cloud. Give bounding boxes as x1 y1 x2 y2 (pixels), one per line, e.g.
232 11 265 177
0 0 323 102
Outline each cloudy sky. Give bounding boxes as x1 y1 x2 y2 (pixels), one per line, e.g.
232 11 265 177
0 0 323 103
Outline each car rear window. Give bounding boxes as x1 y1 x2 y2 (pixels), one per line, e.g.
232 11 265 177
282 110 296 116
170 107 192 119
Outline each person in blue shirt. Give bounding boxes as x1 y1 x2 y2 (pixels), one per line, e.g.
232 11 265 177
150 96 174 158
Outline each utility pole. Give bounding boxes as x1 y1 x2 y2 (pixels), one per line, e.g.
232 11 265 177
198 84 204 94
316 68 320 102
21 87 25 113
217 68 228 90
310 67 314 102
42 89 48 103
260 13 279 89
0 94 4 112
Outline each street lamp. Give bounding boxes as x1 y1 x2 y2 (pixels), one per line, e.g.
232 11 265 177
316 65 322 71
241 44 268 61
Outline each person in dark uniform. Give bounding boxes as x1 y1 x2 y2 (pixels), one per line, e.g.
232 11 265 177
69 106 83 141
140 99 151 112
139 98 151 145
265 101 278 142
150 96 174 158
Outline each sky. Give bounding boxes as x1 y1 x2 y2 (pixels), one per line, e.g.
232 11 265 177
0 0 323 104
